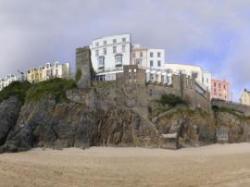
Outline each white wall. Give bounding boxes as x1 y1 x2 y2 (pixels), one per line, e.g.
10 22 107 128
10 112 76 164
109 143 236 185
43 62 70 80
240 90 250 105
90 34 131 76
164 63 212 92
147 49 165 70
131 45 165 70
0 74 18 91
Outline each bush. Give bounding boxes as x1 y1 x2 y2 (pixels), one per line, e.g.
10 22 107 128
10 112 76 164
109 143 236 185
26 78 77 102
157 94 188 107
0 81 31 104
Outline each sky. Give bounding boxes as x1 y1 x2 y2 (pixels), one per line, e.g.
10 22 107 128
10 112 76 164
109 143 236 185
0 0 250 101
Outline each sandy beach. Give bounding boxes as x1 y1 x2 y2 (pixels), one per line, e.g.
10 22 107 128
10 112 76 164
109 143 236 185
0 144 250 187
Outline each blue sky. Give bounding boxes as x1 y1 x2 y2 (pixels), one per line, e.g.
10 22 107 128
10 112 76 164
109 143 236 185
0 0 250 101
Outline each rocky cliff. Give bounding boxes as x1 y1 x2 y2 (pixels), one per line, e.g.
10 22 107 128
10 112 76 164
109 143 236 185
0 80 250 152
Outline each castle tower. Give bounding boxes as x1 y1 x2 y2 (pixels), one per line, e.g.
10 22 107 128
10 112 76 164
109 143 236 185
76 47 93 88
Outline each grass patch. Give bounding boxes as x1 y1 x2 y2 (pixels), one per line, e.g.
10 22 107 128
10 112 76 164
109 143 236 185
156 94 188 107
92 81 116 88
212 105 249 120
0 81 31 104
26 78 77 103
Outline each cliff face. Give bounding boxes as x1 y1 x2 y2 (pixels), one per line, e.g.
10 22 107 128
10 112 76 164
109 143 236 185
2 97 97 152
215 112 250 143
0 87 250 152
0 88 159 152
0 97 22 146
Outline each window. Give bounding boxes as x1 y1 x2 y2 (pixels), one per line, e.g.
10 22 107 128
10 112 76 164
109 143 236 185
133 53 136 58
156 75 159 81
157 52 161 57
96 50 99 56
140 52 143 57
122 38 126 42
150 52 154 57
103 48 107 55
157 60 161 67
166 69 173 74
150 60 154 67
98 56 105 67
96 42 99 47
113 46 117 53
113 39 117 44
115 54 123 65
136 59 141 65
103 40 107 45
161 75 164 83
150 74 154 81
122 45 126 52
192 72 198 79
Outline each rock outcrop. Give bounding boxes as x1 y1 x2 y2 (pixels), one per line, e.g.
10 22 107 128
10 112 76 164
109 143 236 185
2 97 97 152
0 86 250 152
0 97 22 146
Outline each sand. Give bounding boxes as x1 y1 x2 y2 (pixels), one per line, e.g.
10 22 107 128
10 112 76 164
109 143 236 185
0 144 250 187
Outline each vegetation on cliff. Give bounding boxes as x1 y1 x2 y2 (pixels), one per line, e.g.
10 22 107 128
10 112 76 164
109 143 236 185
26 78 77 102
0 78 77 104
0 81 31 104
157 94 188 107
212 105 250 120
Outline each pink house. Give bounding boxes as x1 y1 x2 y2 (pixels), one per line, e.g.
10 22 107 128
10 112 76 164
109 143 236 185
211 79 230 101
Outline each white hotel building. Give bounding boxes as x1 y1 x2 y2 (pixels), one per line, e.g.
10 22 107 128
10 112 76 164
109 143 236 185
163 64 212 92
90 34 131 81
131 44 165 70
89 34 212 92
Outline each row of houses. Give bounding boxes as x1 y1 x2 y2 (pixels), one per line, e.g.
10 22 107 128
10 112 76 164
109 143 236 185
2 33 247 106
88 34 231 102
0 61 70 91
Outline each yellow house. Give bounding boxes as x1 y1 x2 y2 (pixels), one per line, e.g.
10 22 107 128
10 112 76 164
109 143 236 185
27 67 44 83
240 89 250 106
26 62 70 83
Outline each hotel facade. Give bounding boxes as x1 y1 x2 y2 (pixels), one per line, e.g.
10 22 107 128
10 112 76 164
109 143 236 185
90 34 131 81
89 34 212 92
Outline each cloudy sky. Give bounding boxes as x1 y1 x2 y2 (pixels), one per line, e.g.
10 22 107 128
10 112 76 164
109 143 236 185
0 0 250 100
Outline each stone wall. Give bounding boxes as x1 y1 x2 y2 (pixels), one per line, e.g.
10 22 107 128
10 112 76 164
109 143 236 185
212 99 250 116
117 65 146 86
146 74 211 111
76 47 92 89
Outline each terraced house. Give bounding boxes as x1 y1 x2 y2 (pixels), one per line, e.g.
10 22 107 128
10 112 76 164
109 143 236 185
0 74 18 91
240 89 250 106
26 62 70 83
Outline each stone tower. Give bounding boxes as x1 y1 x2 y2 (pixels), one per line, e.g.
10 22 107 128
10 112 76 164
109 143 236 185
76 47 92 88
